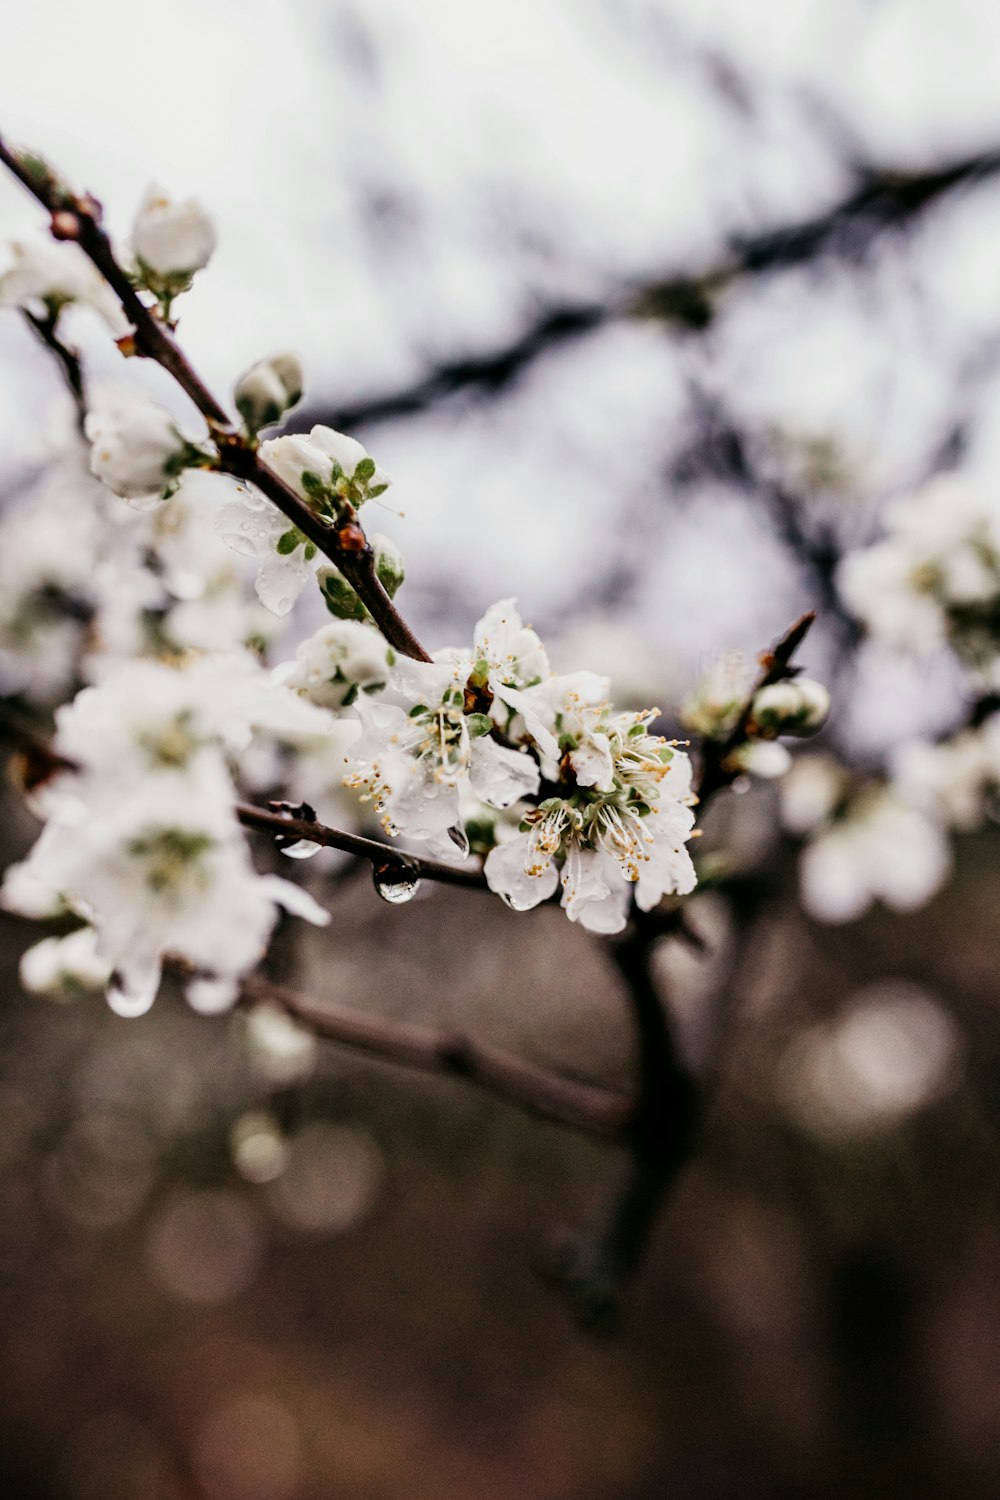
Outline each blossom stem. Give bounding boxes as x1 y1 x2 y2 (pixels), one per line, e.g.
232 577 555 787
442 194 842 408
240 974 630 1135
696 609 817 804
0 131 432 663
234 801 489 889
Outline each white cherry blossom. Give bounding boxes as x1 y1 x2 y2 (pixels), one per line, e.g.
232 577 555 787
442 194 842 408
132 186 217 292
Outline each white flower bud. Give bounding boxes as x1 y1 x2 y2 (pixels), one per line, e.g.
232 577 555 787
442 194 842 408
85 393 189 504
20 927 112 1001
372 533 404 598
681 654 753 738
259 425 389 504
731 740 793 779
234 352 304 433
752 677 830 737
132 185 217 292
276 618 392 709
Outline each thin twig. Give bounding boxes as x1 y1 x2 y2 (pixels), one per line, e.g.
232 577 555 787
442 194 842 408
21 308 87 433
241 974 631 1136
0 132 430 663
235 800 488 890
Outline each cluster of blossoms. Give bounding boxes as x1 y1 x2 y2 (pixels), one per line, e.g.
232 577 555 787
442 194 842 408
780 759 952 925
2 654 331 1015
680 652 830 780
838 475 1000 671
334 599 699 933
781 475 1000 925
0 156 847 1024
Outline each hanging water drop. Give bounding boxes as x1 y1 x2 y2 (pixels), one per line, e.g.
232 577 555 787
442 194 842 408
269 800 321 860
447 823 470 859
498 889 535 913
372 858 421 905
279 838 322 860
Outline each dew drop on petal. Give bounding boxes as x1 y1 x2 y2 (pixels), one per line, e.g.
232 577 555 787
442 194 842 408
279 839 321 860
372 859 421 904
447 823 471 858
498 889 536 912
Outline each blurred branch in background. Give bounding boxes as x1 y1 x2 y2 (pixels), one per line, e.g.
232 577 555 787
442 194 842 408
303 146 1000 432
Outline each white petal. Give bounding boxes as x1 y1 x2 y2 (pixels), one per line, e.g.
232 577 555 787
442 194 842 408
260 874 331 926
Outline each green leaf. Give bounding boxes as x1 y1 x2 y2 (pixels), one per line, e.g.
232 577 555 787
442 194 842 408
367 482 389 499
301 470 326 498
353 456 376 482
276 529 301 555
466 713 492 738
320 573 367 620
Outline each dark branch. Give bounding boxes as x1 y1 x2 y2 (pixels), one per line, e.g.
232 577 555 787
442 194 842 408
301 147 1000 431
235 800 488 890
240 975 630 1136
541 917 700 1329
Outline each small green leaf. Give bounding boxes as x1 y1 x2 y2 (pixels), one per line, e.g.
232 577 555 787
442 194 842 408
466 713 492 737
353 456 376 482
321 574 367 620
301 471 326 497
276 529 301 555
367 482 389 499
303 542 317 562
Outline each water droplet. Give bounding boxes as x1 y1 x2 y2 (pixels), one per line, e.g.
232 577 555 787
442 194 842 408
279 839 321 860
498 889 535 912
372 859 421 904
447 823 471 858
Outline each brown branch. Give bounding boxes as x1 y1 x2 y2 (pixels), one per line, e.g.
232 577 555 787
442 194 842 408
0 132 431 664
235 800 488 890
241 974 631 1136
301 147 1000 433
541 915 700 1329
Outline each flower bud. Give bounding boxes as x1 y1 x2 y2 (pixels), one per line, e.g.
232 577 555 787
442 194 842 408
317 565 367 621
259 425 389 507
680 653 752 739
752 677 830 738
234 352 304 433
277 618 393 709
372 533 404 598
85 392 193 504
132 185 217 294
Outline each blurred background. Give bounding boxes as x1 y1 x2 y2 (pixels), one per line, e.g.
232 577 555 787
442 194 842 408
1 1 1000 1496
